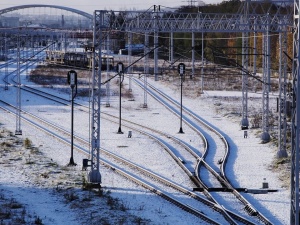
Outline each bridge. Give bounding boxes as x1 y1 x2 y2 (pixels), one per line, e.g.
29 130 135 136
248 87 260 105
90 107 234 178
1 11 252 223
0 4 94 58
0 4 92 29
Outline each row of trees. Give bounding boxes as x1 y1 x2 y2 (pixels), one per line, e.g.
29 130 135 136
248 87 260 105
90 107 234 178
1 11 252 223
124 0 293 71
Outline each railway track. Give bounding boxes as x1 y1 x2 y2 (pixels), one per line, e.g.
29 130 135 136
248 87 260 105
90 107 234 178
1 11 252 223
0 99 228 224
133 77 273 225
1 58 273 224
0 60 229 223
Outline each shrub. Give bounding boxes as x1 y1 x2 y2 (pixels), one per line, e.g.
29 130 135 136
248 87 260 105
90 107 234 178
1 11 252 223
63 190 79 202
34 216 43 225
24 138 32 149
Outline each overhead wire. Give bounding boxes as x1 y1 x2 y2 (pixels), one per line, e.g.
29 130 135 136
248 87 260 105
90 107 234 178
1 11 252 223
110 26 282 44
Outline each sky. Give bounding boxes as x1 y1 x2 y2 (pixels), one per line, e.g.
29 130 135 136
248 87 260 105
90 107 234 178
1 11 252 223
0 0 223 14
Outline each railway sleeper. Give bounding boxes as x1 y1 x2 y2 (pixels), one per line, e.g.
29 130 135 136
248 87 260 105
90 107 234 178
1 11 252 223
193 187 277 193
244 204 258 216
193 187 246 192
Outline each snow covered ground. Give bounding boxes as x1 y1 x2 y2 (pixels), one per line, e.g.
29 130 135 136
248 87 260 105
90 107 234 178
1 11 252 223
0 64 290 224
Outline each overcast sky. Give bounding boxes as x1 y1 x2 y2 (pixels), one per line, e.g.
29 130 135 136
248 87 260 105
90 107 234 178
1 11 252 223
0 0 223 14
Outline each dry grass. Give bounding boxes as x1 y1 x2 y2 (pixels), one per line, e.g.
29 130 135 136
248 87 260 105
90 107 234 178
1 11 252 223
0 124 149 225
27 64 130 99
27 64 92 97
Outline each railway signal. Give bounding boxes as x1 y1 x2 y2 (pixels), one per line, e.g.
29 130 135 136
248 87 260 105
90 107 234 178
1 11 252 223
178 63 185 134
67 70 77 166
117 62 124 134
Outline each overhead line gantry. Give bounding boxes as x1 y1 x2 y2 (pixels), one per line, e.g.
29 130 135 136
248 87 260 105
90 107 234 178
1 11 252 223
90 2 295 213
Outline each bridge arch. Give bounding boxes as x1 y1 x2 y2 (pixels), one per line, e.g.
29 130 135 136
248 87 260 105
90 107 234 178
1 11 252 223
0 4 93 20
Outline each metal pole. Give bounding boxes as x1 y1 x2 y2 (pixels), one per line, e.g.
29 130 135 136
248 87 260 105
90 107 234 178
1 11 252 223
192 32 195 79
0 34 2 61
15 34 22 135
117 73 123 134
4 32 8 90
253 17 257 91
201 31 204 93
143 72 148 108
69 87 76 165
291 1 300 222
106 34 110 107
68 70 77 166
128 33 132 91
241 0 249 130
89 11 102 185
154 8 159 81
117 62 124 134
261 14 271 143
144 33 149 108
179 76 184 133
277 22 288 158
178 63 185 134
170 32 174 64
31 34 34 62
26 36 29 76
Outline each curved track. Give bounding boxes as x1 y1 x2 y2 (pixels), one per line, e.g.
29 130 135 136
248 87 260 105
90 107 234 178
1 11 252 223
0 98 226 224
0 60 228 224
1 57 273 224
132 77 273 225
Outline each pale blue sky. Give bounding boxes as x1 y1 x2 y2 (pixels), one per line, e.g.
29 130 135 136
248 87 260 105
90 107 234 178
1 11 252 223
0 0 223 13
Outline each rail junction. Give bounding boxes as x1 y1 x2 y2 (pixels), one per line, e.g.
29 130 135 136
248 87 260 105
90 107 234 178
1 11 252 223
0 1 300 224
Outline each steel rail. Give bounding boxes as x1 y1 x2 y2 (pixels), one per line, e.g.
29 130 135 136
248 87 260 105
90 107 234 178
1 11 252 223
0 100 223 224
2 58 261 224
132 77 273 225
1 63 248 224
132 78 262 224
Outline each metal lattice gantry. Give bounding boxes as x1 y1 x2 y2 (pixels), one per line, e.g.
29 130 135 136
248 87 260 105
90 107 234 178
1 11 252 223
261 14 272 143
0 28 79 137
241 0 250 130
0 1 297 222
91 0 294 185
15 34 22 135
0 30 55 135
0 4 94 139
78 2 300 222
88 11 103 184
0 1 297 221
291 0 300 224
277 19 289 158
